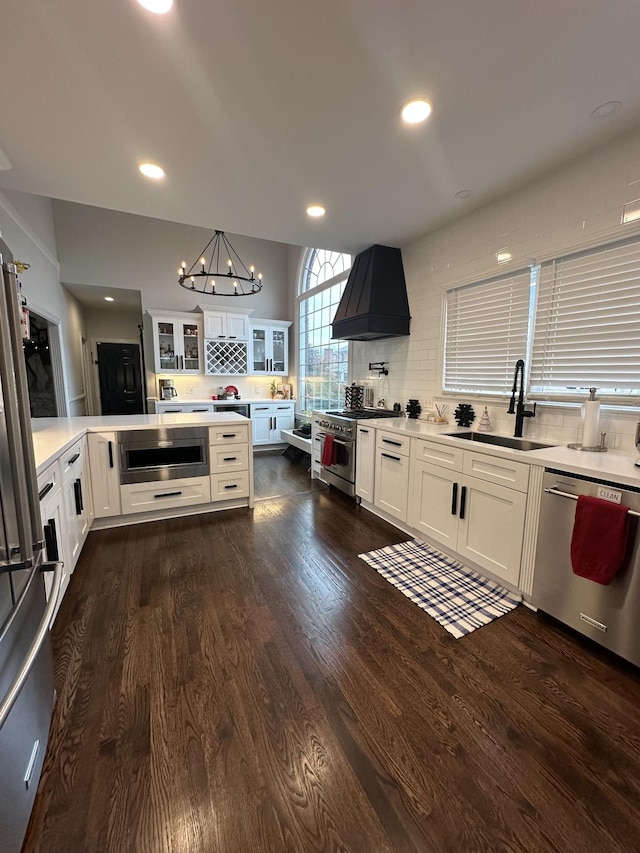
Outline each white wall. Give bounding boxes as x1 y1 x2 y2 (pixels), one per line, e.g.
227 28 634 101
0 190 87 416
52 202 294 319
350 126 640 456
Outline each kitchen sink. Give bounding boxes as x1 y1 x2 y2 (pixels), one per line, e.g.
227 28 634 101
445 431 556 452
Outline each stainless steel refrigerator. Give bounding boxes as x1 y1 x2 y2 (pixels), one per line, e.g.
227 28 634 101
0 240 63 851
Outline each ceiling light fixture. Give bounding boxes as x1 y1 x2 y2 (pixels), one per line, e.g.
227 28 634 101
104 296 114 302
137 0 173 13
139 162 165 179
401 99 432 124
455 189 473 200
178 230 263 297
496 249 512 264
306 205 326 218
591 100 622 119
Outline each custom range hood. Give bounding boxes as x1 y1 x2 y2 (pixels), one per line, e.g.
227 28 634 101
331 244 411 341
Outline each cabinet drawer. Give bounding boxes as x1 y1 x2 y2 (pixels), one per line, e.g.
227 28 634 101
61 439 84 479
120 476 211 515
209 424 250 445
37 459 62 501
412 438 463 471
462 450 530 493
210 444 248 473
376 430 410 457
211 471 250 500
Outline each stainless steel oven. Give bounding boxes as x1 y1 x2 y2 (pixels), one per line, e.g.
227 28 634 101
118 427 209 484
213 402 249 417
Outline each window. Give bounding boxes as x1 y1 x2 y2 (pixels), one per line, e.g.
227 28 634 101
443 233 640 402
530 235 640 399
298 249 351 414
443 268 533 395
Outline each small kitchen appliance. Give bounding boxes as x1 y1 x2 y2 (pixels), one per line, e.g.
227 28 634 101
159 378 177 400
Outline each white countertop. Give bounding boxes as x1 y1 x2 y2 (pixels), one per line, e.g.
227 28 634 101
31 412 249 473
361 416 640 488
155 397 292 405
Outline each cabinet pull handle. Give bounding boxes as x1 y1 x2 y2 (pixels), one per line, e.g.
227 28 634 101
175 355 179 369
459 485 467 520
68 452 80 465
224 483 238 490
277 406 288 410
382 438 402 447
154 491 183 499
223 457 237 462
222 433 236 438
74 479 83 515
38 482 54 501
359 428 369 434
108 441 114 468
44 518 59 562
192 408 208 412
229 335 236 339
381 452 400 461
451 482 458 515
254 406 268 411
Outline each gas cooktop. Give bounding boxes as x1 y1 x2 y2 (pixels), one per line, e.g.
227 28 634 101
325 408 400 420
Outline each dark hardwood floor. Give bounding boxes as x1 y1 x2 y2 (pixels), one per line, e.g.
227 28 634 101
23 453 640 852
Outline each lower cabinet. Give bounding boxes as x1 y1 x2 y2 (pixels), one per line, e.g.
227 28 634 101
355 425 376 502
38 459 67 615
251 402 294 445
408 439 529 587
374 430 411 521
87 431 121 518
209 423 252 501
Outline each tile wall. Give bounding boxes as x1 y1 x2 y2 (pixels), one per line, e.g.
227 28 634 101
351 126 640 457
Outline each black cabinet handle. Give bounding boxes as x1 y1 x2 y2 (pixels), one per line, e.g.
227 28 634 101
44 518 59 562
154 491 183 499
39 482 54 501
222 433 237 438
68 452 80 465
74 479 83 515
451 482 458 515
381 452 401 462
224 483 238 490
382 438 402 447
459 485 467 520
223 457 237 462
359 428 369 434
108 440 114 468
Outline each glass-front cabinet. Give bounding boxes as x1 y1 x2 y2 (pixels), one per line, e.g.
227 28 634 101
149 312 203 374
249 321 290 375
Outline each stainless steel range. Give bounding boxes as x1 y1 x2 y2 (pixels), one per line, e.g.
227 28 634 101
315 408 401 497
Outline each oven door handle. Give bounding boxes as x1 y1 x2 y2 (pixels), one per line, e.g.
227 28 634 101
544 487 640 517
333 439 349 446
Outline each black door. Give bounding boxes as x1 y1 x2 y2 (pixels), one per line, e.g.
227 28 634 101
97 342 144 416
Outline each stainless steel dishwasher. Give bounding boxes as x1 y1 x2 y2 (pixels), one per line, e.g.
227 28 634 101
532 468 640 666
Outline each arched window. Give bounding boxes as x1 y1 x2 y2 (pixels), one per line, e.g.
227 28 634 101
298 248 352 414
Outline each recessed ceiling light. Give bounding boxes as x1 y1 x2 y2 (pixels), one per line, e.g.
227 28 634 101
139 162 165 179
401 99 432 125
455 189 472 200
591 100 622 119
622 199 640 224
137 0 173 13
104 296 115 302
496 249 512 264
306 205 326 218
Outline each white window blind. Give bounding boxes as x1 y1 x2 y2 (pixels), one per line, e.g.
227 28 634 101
443 269 531 395
530 235 640 398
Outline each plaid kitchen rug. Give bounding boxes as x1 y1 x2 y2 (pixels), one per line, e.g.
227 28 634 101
359 539 521 638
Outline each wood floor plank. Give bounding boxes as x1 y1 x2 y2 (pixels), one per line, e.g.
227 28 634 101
22 454 640 853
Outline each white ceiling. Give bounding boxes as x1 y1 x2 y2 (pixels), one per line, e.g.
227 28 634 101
1 0 640 255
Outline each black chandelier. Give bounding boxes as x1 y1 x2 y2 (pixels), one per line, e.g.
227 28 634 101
178 230 263 296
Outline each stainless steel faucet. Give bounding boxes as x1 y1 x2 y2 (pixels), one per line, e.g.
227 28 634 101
507 358 536 437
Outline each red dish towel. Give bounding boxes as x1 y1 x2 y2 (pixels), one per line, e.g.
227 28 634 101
321 434 336 467
570 495 629 585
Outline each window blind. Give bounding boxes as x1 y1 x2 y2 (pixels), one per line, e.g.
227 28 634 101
530 235 640 397
443 269 531 395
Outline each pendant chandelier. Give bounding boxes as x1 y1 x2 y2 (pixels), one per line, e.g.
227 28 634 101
178 230 263 296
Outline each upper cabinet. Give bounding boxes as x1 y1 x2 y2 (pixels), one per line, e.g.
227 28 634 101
202 310 249 341
250 321 291 375
148 311 203 374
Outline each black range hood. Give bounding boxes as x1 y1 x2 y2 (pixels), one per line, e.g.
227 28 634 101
331 244 411 341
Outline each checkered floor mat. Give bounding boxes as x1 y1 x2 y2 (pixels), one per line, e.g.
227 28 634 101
359 539 521 638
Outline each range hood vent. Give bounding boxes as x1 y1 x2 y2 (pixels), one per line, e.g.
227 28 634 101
331 244 411 341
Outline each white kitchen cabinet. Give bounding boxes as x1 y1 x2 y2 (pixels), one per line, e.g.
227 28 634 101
310 414 325 480
60 438 92 570
38 459 68 615
408 438 529 586
355 424 376 503
249 321 290 375
155 402 215 413
87 431 121 518
250 402 294 445
374 430 411 521
209 423 253 505
202 310 249 340
204 339 248 375
148 311 203 374
120 476 211 515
